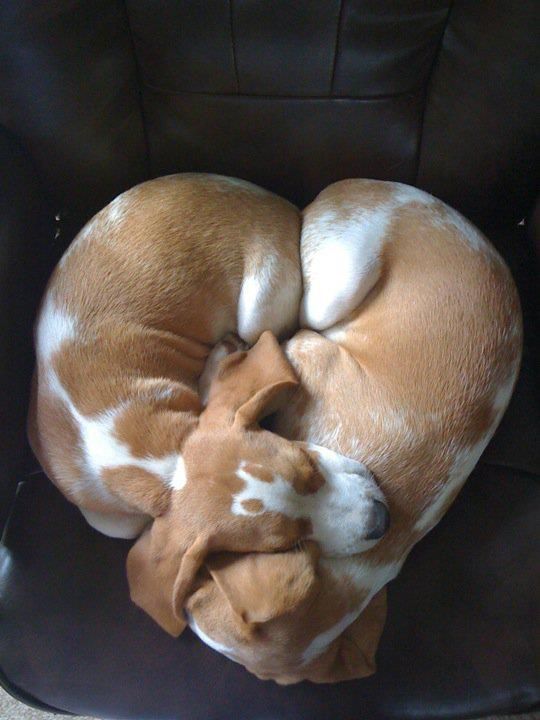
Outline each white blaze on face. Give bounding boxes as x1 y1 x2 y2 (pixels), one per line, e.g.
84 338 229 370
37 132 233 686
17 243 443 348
232 444 385 556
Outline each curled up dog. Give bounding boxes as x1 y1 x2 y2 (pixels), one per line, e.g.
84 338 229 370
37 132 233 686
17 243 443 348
28 175 521 684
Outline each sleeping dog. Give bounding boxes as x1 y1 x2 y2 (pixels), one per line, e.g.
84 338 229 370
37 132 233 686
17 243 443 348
28 175 521 683
27 174 389 641
166 180 522 684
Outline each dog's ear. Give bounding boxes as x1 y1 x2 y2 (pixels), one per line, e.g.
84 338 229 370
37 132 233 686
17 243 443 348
126 517 211 637
307 588 388 683
203 331 299 428
206 543 320 625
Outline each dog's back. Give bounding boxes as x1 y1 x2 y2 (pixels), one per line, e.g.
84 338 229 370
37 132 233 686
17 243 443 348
276 179 522 560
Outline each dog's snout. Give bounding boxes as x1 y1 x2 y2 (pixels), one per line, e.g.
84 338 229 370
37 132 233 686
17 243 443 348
365 500 390 540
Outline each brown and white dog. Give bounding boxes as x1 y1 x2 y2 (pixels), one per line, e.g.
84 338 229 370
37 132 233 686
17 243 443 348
27 174 389 642
28 175 522 685
170 180 522 683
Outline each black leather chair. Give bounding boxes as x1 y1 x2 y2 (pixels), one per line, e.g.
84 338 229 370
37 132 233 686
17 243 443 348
1 2 539 718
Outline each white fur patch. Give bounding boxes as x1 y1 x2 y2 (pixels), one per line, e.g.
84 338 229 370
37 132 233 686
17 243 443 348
185 612 240 661
301 181 498 332
301 608 360 664
323 557 403 598
79 508 150 539
36 295 77 361
170 455 187 490
414 356 520 536
233 445 385 556
36 299 184 535
237 254 300 344
207 174 270 196
414 438 490 534
46 386 182 523
301 558 401 664
103 192 132 226
491 360 520 419
392 183 438 207
76 407 179 485
233 464 295 517
300 182 435 331
300 205 389 330
321 323 348 343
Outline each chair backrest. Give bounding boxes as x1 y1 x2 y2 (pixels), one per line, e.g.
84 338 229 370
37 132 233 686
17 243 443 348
1 0 538 233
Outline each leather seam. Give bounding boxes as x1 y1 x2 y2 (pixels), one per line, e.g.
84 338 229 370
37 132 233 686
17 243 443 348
229 0 240 93
415 0 456 184
329 0 344 96
121 0 152 179
140 82 422 103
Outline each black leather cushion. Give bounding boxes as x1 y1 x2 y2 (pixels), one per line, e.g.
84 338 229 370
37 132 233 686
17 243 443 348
1 466 538 719
143 91 421 206
0 0 147 218
481 223 540 476
417 0 540 229
0 128 53 531
1 2 539 717
1 1 538 227
127 0 449 96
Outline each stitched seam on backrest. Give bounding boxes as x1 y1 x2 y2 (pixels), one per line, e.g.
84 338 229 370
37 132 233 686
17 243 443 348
122 0 152 179
229 0 241 94
329 0 344 96
415 0 456 185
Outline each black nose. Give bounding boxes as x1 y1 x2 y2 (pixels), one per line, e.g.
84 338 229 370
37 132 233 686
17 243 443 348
366 500 390 540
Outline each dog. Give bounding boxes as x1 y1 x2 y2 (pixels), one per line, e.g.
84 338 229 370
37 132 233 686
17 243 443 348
27 174 389 639
170 180 522 684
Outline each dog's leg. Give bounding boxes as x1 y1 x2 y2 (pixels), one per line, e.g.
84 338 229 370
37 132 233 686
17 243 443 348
300 206 388 331
237 248 302 344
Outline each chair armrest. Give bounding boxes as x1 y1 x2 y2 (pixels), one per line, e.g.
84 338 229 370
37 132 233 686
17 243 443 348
0 127 54 532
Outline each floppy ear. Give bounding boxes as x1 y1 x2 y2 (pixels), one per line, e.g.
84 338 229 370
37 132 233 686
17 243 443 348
203 330 299 428
309 588 387 683
206 543 320 624
126 518 211 637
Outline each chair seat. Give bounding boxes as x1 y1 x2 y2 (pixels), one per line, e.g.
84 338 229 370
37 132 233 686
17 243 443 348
0 464 538 720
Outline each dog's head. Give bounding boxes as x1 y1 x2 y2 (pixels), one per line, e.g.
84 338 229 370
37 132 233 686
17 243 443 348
126 331 388 677
184 547 388 684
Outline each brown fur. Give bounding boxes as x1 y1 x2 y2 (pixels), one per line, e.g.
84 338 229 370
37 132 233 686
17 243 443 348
181 181 521 684
28 175 522 685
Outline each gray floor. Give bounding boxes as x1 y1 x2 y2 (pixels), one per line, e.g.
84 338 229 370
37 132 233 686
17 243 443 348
0 687 94 719
1 686 538 720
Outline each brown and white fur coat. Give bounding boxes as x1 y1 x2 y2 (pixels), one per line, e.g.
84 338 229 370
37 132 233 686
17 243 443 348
28 175 522 684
